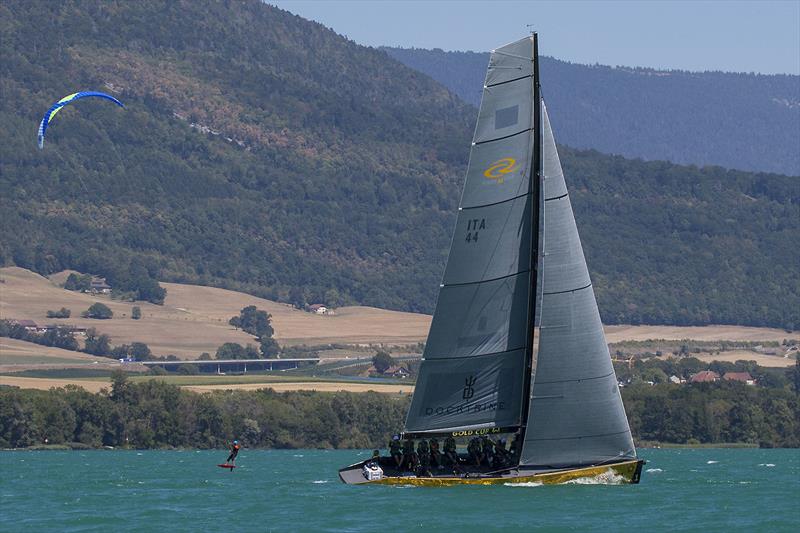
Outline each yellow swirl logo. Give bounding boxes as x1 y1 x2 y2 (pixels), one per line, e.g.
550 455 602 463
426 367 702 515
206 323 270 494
483 157 518 184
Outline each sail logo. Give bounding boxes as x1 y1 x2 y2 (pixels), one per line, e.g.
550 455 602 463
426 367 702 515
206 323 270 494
463 376 476 399
483 158 518 183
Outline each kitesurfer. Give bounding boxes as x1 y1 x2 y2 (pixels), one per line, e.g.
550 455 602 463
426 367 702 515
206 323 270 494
226 439 241 464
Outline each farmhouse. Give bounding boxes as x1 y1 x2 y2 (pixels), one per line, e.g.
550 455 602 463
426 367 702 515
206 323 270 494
690 370 719 383
308 304 334 315
89 278 112 294
723 372 756 386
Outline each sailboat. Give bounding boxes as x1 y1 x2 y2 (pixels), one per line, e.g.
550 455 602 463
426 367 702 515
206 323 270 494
339 34 644 485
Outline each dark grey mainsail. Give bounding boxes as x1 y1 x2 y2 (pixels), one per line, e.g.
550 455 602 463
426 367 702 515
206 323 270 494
519 103 636 467
405 37 537 434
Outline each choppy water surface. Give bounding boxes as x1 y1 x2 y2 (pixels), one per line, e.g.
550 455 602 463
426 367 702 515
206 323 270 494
1 448 798 531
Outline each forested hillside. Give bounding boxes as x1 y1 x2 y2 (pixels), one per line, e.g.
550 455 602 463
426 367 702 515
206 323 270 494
1 1 798 329
383 47 800 176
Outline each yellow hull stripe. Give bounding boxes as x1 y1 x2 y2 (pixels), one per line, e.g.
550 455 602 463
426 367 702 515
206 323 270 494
369 459 642 486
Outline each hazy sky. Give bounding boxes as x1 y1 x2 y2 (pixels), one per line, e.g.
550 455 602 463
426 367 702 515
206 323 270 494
270 1 800 75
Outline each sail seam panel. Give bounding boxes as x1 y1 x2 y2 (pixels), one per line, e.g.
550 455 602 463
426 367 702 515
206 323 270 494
492 50 533 60
523 429 631 442
541 283 592 296
531 371 614 386
486 74 533 88
474 127 532 146
443 269 531 288
544 193 568 202
460 191 530 210
421 347 528 362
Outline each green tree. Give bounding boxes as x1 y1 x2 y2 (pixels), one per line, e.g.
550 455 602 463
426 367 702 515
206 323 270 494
83 302 113 319
259 338 280 358
64 273 91 292
216 343 247 360
177 364 199 375
289 286 307 310
229 306 273 338
84 328 112 356
131 306 142 320
46 307 71 319
372 350 395 374
130 342 152 360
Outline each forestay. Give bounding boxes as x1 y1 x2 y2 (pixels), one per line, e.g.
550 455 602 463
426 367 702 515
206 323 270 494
405 37 537 434
519 103 636 467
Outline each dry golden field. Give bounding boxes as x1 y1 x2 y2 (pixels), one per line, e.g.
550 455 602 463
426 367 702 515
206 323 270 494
0 267 430 358
604 324 791 343
1 266 794 388
688 350 796 368
0 375 413 394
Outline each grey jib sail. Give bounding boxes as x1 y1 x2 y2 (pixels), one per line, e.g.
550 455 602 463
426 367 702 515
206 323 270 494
405 37 537 434
519 103 636 467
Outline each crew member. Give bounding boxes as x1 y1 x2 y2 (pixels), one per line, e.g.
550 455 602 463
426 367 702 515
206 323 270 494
493 438 510 468
481 436 494 467
389 435 403 468
468 437 483 467
429 438 442 469
443 436 458 467
402 437 416 471
416 439 431 477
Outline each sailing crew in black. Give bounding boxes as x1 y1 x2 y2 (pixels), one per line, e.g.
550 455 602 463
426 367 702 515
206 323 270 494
389 435 402 468
510 433 522 463
468 437 483 466
402 438 416 470
493 438 510 468
429 438 442 469
443 437 458 467
481 436 494 467
416 439 432 476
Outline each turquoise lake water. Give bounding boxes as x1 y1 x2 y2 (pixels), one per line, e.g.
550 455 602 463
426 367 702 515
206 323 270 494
1 448 798 532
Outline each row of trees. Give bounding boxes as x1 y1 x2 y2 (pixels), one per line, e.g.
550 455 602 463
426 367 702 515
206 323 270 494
0 320 152 360
63 271 166 305
0 373 797 450
0 374 408 449
47 305 141 320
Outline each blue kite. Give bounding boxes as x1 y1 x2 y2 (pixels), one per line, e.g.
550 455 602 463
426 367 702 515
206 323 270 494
38 91 124 149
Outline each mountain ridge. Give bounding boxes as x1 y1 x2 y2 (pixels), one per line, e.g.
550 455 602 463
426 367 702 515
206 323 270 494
382 46 800 176
1 0 797 329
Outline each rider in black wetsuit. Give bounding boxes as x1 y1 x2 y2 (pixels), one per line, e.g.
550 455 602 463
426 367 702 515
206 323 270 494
227 440 241 464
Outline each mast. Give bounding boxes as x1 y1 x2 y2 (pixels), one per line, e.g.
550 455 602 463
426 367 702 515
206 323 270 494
518 33 541 456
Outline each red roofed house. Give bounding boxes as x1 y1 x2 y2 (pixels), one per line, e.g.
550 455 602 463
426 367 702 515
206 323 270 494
690 370 719 383
723 372 756 386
